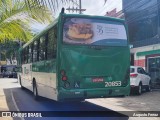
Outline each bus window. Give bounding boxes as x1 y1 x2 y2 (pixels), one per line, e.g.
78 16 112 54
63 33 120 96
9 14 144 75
24 47 28 64
39 36 46 61
28 45 32 63
23 50 25 64
47 27 57 59
21 50 24 64
31 44 33 62
33 40 38 62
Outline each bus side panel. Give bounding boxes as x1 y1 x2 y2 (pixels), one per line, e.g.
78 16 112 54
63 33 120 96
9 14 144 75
32 60 58 101
21 63 33 91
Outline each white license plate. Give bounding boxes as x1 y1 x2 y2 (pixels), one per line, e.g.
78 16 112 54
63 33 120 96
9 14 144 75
105 81 121 87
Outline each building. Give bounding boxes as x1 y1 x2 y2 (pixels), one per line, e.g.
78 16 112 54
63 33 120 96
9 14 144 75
123 0 160 68
105 8 124 19
123 0 160 88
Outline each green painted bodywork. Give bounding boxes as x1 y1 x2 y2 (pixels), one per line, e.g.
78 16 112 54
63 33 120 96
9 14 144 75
58 14 130 101
58 45 130 100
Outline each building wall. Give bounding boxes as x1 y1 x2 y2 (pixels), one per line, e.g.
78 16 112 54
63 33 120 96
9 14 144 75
123 0 160 88
105 8 124 19
131 44 160 71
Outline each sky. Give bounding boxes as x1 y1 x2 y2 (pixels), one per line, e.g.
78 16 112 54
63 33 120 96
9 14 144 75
58 0 122 16
32 0 122 33
82 0 122 15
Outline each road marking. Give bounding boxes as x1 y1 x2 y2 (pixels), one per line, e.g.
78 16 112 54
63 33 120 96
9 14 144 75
11 89 25 120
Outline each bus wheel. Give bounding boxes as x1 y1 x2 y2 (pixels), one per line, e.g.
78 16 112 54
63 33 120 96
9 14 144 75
33 81 39 100
19 76 24 89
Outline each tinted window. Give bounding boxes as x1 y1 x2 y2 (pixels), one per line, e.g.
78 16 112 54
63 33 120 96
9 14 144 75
39 36 46 61
21 50 24 64
141 68 146 74
130 68 135 73
28 45 32 63
47 27 57 59
137 68 143 74
150 67 160 72
24 47 28 64
33 40 38 62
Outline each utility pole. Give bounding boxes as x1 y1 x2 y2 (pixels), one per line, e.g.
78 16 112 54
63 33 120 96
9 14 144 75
66 0 86 14
79 0 82 14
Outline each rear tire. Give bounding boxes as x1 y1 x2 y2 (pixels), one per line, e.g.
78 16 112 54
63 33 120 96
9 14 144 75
137 83 142 95
146 81 151 92
33 81 39 100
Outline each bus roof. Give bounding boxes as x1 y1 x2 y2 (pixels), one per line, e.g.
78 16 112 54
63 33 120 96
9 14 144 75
63 13 125 22
22 13 125 49
22 18 59 48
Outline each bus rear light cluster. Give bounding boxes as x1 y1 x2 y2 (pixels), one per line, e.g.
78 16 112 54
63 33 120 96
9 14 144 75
60 70 70 87
62 76 67 81
61 70 68 81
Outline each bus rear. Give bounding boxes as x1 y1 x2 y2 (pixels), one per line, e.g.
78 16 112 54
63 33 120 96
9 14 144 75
58 15 130 101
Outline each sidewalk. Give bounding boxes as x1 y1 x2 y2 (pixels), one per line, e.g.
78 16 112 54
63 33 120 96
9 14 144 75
0 89 13 120
0 89 10 111
87 89 160 120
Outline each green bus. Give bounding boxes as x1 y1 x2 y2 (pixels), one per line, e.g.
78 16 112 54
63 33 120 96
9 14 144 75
17 10 130 101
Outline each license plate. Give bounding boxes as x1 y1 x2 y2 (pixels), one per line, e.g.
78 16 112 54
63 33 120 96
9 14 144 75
105 81 121 87
92 78 104 82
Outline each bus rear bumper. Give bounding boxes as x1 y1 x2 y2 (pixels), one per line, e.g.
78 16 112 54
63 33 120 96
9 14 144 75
58 84 130 101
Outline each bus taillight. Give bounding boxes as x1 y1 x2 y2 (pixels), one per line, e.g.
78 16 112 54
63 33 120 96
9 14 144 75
62 76 67 81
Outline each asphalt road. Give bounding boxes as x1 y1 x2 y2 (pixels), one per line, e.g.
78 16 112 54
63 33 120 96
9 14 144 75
0 78 129 120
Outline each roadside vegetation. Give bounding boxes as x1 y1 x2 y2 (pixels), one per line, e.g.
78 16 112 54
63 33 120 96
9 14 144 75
0 0 52 42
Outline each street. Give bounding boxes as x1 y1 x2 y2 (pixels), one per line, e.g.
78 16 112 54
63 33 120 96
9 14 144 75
1 0 160 120
0 78 160 120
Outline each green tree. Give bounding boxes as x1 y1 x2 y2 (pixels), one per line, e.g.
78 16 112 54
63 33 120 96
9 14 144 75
0 0 53 42
0 40 19 63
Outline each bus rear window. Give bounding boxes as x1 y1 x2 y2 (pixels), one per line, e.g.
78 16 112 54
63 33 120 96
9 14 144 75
63 18 127 46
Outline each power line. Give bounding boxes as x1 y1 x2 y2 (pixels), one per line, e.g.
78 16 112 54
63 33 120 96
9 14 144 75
66 0 86 14
124 2 159 23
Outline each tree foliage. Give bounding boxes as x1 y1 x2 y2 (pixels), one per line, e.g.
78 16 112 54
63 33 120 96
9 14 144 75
0 0 53 42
